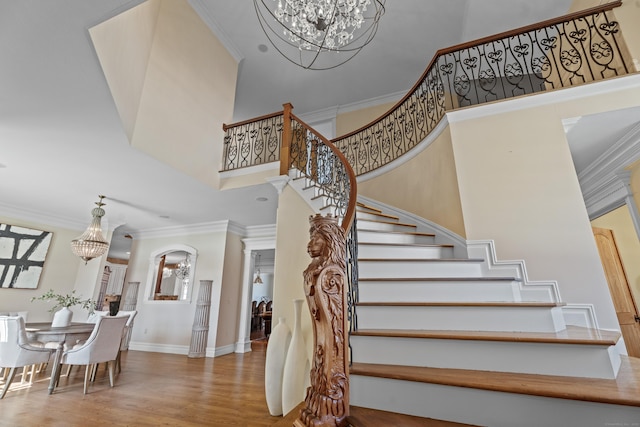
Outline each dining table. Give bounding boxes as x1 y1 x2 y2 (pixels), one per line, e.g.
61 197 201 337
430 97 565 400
25 322 95 394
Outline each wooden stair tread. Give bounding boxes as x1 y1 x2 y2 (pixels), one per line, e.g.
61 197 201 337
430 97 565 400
351 325 621 345
356 210 400 221
350 356 640 407
359 258 484 263
359 242 454 248
356 202 383 213
347 405 480 427
355 301 566 307
358 276 521 282
358 228 435 237
358 219 417 228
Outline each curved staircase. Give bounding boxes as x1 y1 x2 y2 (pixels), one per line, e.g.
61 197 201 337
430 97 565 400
347 201 640 427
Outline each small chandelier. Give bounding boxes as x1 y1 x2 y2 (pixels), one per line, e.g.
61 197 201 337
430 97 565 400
70 195 109 264
254 0 385 70
175 255 191 280
253 253 263 284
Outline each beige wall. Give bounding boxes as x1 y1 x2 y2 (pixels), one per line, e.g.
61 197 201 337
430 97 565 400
591 206 640 307
272 186 315 362
215 231 244 349
90 0 238 190
449 80 640 330
0 215 85 322
336 101 396 137
357 127 465 237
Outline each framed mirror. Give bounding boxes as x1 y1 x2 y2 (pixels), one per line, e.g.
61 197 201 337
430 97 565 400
145 244 197 302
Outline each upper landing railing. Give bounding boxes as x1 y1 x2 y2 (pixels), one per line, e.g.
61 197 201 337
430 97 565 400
222 1 632 177
333 1 631 175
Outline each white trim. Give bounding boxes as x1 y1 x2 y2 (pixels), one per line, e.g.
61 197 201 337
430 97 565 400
219 161 280 179
447 74 640 124
244 224 277 238
235 234 277 353
209 344 235 357
129 342 189 355
357 194 467 258
135 220 231 239
0 202 85 231
142 244 198 304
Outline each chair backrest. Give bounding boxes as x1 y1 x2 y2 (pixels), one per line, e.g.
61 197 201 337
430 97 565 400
0 316 51 368
117 310 137 327
116 311 137 350
86 310 109 323
257 301 265 314
62 316 128 365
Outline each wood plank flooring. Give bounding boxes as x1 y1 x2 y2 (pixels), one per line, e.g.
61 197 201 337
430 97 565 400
1 344 281 427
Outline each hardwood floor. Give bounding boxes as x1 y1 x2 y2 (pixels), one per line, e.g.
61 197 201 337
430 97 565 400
1 344 283 427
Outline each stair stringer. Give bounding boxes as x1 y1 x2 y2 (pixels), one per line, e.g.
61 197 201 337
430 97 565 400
466 240 600 329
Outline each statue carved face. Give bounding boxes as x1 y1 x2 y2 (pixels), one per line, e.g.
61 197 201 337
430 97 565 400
307 231 326 259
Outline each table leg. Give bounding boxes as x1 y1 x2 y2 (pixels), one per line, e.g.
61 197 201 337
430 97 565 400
48 342 64 395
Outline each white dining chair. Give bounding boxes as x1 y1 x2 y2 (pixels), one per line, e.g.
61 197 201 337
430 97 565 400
58 316 127 394
114 310 137 373
0 316 55 399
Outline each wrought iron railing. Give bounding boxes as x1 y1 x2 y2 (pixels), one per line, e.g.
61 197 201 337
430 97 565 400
332 1 631 176
221 111 283 171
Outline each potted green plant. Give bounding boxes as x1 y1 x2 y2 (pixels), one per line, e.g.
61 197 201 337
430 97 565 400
31 289 96 327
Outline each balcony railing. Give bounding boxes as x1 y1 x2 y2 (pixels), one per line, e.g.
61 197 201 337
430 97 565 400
221 2 630 176
221 111 283 171
332 0 631 176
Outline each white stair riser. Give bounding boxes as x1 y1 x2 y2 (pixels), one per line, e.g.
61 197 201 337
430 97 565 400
350 375 640 427
358 280 522 303
358 244 454 259
357 220 417 233
356 305 566 332
358 260 483 278
350 336 620 379
358 230 435 245
356 211 399 222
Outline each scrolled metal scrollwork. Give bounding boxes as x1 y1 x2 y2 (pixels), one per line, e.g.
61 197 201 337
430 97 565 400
331 6 630 177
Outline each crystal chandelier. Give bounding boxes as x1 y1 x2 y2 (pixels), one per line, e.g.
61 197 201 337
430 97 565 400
254 0 385 70
175 255 191 280
70 195 109 264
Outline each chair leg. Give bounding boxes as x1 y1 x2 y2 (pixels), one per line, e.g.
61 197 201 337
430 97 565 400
107 361 115 388
83 365 91 395
0 368 17 399
90 364 98 382
64 364 72 376
115 350 122 374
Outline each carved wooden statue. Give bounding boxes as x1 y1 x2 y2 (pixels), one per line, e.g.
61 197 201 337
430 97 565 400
296 214 349 427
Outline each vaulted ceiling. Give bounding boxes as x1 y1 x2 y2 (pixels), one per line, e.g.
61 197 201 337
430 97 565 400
2 0 633 259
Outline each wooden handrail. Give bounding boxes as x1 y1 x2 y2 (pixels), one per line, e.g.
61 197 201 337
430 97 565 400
290 112 357 233
222 110 283 131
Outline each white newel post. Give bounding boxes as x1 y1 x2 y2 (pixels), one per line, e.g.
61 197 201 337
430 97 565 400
189 280 213 358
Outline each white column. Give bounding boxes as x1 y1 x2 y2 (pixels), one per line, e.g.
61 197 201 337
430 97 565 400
189 280 213 358
121 281 140 311
235 249 255 353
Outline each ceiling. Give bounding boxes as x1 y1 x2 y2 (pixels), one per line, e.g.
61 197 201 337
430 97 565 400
1 0 635 259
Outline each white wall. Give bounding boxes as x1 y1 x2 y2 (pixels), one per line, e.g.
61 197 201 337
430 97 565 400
127 228 228 355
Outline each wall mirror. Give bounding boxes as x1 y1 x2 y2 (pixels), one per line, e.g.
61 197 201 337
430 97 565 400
145 244 197 302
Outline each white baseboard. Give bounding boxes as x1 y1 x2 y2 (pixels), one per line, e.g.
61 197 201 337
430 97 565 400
129 341 189 355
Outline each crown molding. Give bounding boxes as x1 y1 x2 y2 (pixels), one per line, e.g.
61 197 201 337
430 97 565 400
0 202 85 231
